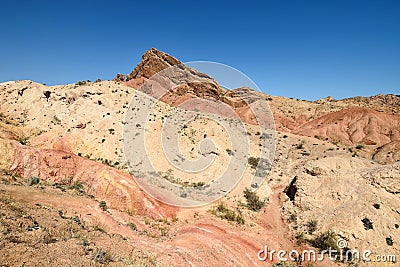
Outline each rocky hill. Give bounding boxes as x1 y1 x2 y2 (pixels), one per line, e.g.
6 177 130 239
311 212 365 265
118 48 400 164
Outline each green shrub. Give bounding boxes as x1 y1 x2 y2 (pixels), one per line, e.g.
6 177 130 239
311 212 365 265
191 181 205 188
361 217 373 230
128 222 137 231
226 149 234 156
99 201 108 211
247 157 271 176
248 157 260 169
16 135 29 145
355 144 364 150
296 143 304 149
211 202 245 225
93 248 113 264
307 220 318 234
311 231 339 251
243 188 265 212
69 181 85 193
28 176 40 186
76 81 87 86
386 237 394 246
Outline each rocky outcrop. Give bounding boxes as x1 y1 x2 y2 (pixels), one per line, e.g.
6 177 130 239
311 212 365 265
126 48 181 80
113 73 125 82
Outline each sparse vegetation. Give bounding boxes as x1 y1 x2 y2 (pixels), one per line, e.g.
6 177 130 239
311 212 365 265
306 219 318 234
296 143 304 149
373 203 380 209
211 202 245 225
226 148 234 156
361 217 373 230
76 81 87 86
331 140 339 146
247 157 260 169
16 135 30 145
310 231 339 251
355 144 364 150
295 232 307 245
95 157 120 168
243 188 265 212
99 201 108 211
247 157 271 176
271 262 297 267
191 181 205 188
93 223 107 234
386 236 394 246
159 227 169 237
93 248 113 264
288 213 297 223
128 222 137 231
69 181 85 194
28 176 40 186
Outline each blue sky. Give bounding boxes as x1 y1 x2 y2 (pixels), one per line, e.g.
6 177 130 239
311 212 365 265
0 0 399 100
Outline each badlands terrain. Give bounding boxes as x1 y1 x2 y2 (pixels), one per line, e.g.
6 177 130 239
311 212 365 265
0 48 399 266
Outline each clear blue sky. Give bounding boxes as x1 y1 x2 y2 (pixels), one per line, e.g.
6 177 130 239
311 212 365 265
0 0 399 100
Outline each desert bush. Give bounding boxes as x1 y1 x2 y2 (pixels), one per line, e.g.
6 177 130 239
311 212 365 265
248 157 260 169
16 135 29 145
311 231 339 251
93 248 113 264
288 213 297 223
226 148 234 156
28 176 40 186
307 220 318 234
296 143 304 149
69 181 85 194
76 81 87 86
191 181 205 188
243 188 265 212
361 217 373 230
128 222 137 231
99 201 108 211
247 157 271 177
211 202 245 225
386 236 394 246
93 223 107 233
